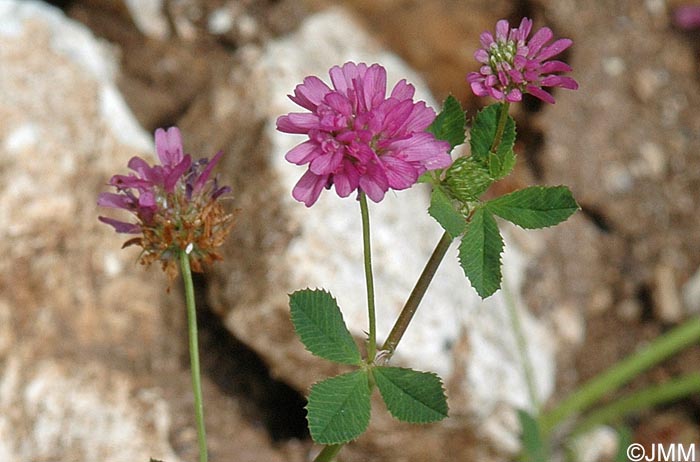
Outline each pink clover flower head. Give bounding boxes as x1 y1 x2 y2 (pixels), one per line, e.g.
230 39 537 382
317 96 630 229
467 18 578 104
674 5 700 29
98 127 233 277
276 62 452 207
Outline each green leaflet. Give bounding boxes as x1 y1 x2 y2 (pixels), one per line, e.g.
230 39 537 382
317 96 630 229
373 366 448 424
306 370 372 444
428 95 466 150
469 103 516 179
289 289 362 365
485 186 579 229
428 186 466 238
458 207 504 298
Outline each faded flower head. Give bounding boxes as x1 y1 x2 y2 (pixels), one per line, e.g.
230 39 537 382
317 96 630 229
467 18 578 104
277 61 452 207
98 127 233 278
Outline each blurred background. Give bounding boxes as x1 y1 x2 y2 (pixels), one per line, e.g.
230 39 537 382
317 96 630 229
1 0 699 461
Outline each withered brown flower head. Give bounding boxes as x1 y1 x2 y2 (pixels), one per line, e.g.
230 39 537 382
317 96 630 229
98 127 234 280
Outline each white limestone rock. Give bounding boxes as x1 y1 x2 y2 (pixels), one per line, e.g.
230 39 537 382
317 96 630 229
0 2 179 461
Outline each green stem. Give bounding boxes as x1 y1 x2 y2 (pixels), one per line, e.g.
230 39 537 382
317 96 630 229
491 102 510 153
382 231 452 355
359 193 377 363
179 250 208 462
502 276 540 410
310 103 513 461
572 372 700 436
539 316 700 434
313 444 343 462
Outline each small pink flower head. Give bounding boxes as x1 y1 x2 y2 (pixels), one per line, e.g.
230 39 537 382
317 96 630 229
98 127 234 278
467 18 578 104
276 62 452 207
674 6 700 29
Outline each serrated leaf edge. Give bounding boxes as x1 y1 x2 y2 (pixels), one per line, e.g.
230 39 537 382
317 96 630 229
458 208 504 298
289 289 362 365
373 366 449 423
306 370 371 444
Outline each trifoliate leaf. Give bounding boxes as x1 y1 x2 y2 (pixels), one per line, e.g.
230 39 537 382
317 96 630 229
306 370 371 444
289 289 362 365
428 186 465 238
428 95 466 150
373 366 448 424
444 156 494 202
470 103 516 179
458 207 504 298
485 186 579 229
517 409 548 462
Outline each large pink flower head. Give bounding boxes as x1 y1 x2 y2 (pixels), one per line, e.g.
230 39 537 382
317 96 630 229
98 127 233 277
467 18 578 104
277 62 452 206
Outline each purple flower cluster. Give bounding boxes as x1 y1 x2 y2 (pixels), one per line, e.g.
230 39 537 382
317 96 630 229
98 127 232 274
467 18 578 104
277 62 452 206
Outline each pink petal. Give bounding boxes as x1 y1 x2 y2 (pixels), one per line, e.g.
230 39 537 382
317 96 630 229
387 133 451 168
527 27 553 57
381 156 419 190
361 64 388 110
292 170 328 207
192 152 221 193
495 19 510 42
309 149 344 175
155 127 184 166
469 80 489 97
479 31 495 49
539 60 573 74
505 88 523 102
474 49 490 64
289 76 332 110
537 38 573 61
97 192 132 209
323 92 353 117
556 76 579 90
98 216 141 234
373 99 411 135
165 155 192 193
516 17 532 42
276 113 318 134
285 140 320 165
400 101 437 133
390 79 416 100
526 85 556 104
333 161 360 197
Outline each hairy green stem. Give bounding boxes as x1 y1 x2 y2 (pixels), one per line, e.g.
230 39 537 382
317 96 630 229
311 103 513 461
382 231 452 355
491 102 510 153
179 250 208 462
383 102 512 356
359 193 377 363
573 372 700 436
540 316 700 434
313 444 343 462
502 276 540 410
